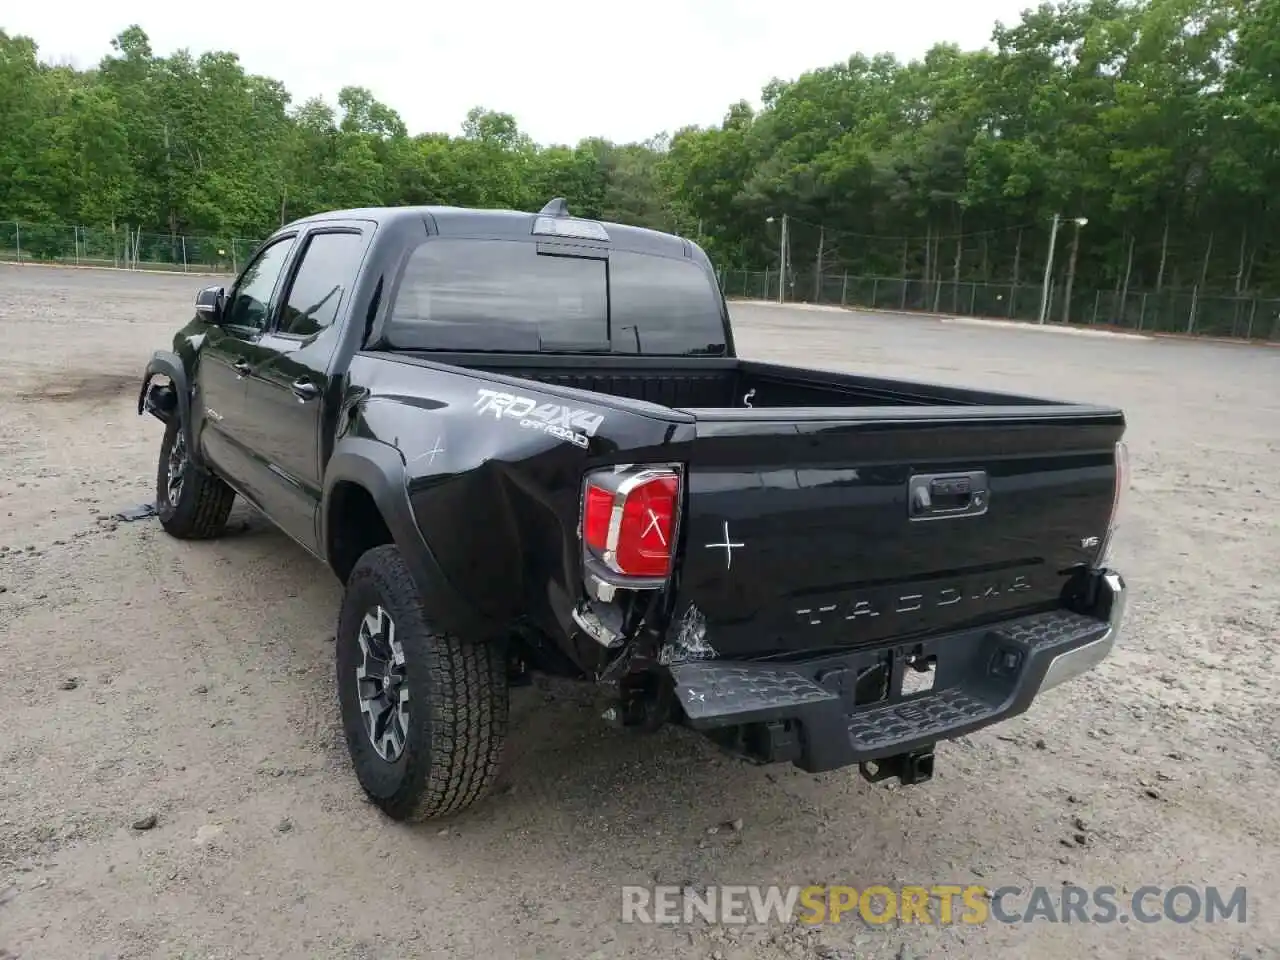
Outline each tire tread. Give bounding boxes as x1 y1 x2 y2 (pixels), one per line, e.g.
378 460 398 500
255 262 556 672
342 545 508 821
156 419 235 539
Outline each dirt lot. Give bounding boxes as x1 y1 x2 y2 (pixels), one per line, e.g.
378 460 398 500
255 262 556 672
1 264 1277 960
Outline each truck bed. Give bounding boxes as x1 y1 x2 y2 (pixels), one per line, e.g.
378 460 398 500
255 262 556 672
459 353 1121 654
375 348 1123 662
429 353 1060 412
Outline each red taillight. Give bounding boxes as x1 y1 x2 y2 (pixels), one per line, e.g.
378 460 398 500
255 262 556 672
615 475 678 577
583 484 614 551
581 468 681 581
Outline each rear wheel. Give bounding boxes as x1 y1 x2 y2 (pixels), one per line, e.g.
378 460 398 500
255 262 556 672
336 544 508 821
156 418 235 539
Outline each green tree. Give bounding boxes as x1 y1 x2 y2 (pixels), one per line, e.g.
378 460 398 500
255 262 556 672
5 6 1280 308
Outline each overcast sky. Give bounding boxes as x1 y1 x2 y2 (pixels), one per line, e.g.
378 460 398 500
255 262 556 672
10 0 1033 145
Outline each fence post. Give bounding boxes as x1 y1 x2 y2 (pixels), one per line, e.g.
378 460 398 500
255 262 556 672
74 226 80 265
1092 290 1101 325
14 224 20 263
1008 284 1016 318
871 277 879 308
842 272 848 306
1246 298 1257 339
182 235 188 272
1138 293 1147 330
969 282 977 315
1187 286 1198 334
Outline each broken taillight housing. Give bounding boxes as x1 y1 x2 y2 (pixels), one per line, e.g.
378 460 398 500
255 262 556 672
1096 440 1129 566
581 466 682 583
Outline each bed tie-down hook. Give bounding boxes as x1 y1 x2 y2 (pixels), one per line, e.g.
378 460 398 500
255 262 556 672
742 389 756 409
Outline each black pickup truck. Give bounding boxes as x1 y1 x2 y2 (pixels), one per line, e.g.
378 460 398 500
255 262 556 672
137 199 1129 821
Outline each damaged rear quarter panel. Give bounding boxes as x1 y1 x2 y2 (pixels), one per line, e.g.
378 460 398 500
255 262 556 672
660 602 717 665
344 353 696 651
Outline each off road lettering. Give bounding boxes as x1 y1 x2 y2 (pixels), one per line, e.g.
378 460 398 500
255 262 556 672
474 388 604 448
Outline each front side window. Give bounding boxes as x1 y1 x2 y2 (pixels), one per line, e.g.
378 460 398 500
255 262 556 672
387 239 608 351
278 231 364 337
224 237 294 332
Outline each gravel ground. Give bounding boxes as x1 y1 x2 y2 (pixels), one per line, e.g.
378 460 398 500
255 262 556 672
1 264 1277 960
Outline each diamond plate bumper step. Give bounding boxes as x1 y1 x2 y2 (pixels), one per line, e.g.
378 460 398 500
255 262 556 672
669 578 1122 775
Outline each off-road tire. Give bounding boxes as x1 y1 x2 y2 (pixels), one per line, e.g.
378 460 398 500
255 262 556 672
336 544 509 821
156 418 235 539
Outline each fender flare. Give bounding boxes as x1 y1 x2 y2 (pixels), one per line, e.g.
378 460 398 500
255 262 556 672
137 350 201 467
321 437 503 642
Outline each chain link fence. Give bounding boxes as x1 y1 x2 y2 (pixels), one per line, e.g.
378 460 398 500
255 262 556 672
718 268 1280 342
3 221 1277 342
0 221 261 274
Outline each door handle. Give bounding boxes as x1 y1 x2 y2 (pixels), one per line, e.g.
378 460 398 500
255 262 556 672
291 379 319 402
232 358 251 377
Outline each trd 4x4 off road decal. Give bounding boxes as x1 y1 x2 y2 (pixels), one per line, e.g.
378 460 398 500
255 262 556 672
473 388 604 449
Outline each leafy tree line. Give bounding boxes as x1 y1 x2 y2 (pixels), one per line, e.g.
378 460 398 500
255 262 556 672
4 0 1280 300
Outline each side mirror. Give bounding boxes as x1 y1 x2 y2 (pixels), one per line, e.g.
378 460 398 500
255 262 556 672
194 285 226 323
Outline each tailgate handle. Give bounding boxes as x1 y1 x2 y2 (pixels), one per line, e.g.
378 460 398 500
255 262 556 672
908 471 989 520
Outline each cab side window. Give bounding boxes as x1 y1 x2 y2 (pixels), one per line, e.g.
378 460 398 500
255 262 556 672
277 231 365 338
223 237 294 332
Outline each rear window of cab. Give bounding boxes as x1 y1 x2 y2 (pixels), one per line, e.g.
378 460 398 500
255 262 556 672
385 238 727 355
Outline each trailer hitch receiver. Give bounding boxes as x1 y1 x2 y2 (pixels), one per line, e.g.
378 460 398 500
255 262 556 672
859 747 936 786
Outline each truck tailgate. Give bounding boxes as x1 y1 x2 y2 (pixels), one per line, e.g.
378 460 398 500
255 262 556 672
671 405 1125 659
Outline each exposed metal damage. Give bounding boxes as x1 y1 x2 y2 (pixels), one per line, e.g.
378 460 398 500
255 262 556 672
659 603 716 665
571 602 623 649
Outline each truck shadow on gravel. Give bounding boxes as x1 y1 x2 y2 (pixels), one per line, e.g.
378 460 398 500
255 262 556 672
247 538 864 856
396 696 883 894
189 519 895 885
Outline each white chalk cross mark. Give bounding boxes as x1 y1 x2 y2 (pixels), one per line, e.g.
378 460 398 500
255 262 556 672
424 436 445 466
411 436 447 469
641 509 668 546
705 521 745 570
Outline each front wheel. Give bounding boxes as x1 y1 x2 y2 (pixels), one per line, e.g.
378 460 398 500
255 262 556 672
336 544 509 821
156 418 235 539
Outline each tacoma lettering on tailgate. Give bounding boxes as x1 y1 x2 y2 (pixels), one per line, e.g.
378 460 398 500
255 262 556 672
796 575 1032 626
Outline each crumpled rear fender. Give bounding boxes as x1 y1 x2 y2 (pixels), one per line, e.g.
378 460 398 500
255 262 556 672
321 437 506 643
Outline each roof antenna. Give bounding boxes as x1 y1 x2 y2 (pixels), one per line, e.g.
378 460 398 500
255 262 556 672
539 197 570 217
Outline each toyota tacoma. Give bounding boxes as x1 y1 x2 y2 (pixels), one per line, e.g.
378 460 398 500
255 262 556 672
136 199 1129 820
